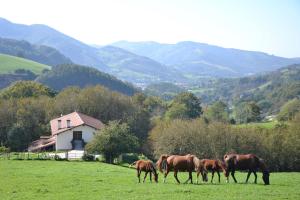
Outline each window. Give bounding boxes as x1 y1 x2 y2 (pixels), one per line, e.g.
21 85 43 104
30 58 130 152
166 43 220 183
58 120 61 129
73 131 82 140
67 120 71 128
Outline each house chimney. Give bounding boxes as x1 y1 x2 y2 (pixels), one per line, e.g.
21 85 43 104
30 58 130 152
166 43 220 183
58 120 62 129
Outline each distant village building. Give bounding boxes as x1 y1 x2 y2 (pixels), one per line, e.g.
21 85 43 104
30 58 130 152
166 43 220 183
28 112 104 152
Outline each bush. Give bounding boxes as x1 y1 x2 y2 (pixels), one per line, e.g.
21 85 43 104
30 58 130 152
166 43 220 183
82 154 95 161
0 146 10 153
54 155 66 161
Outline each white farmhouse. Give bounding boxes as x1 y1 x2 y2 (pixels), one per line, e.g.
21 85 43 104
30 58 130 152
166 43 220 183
28 112 104 151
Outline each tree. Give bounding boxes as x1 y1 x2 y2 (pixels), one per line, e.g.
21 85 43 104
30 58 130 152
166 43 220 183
205 101 229 122
234 102 261 123
0 81 56 99
165 92 202 120
85 121 139 163
165 102 189 120
277 98 300 121
7 124 29 151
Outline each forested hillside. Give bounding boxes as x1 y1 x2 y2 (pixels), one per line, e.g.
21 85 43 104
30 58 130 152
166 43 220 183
0 37 72 66
96 46 185 84
196 64 300 115
36 64 138 95
144 82 185 100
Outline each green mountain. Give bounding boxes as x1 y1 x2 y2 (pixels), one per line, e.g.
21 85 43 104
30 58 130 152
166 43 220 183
0 37 72 66
196 64 300 115
0 53 50 89
36 64 138 96
0 53 50 74
96 46 185 85
112 41 300 78
0 18 109 72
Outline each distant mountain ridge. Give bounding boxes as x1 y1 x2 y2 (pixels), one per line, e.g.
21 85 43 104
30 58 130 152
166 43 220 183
96 45 185 84
0 37 72 66
0 17 109 72
1 17 300 85
112 41 300 77
0 18 183 84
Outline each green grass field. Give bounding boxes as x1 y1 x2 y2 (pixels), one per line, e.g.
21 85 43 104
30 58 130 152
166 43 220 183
0 54 50 74
235 121 278 129
0 160 299 200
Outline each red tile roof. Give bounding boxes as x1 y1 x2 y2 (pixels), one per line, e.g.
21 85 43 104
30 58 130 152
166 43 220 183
50 111 104 135
28 136 56 152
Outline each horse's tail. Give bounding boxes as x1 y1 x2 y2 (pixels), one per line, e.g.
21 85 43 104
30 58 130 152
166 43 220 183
157 155 168 173
129 161 137 168
157 158 164 173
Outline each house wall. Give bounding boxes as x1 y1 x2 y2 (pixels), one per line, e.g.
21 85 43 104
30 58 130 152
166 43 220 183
55 125 97 151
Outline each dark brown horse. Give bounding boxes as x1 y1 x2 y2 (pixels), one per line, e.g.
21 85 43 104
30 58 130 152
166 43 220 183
131 160 158 183
194 158 226 183
156 154 195 184
224 154 270 185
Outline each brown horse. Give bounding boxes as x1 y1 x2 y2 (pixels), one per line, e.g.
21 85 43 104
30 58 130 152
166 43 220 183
131 160 158 183
194 158 226 183
224 154 270 185
156 154 195 184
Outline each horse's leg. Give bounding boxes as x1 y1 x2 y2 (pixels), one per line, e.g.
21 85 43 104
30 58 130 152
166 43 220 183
163 168 169 183
197 171 200 184
150 171 152 182
211 171 215 183
231 170 237 183
143 171 148 183
246 170 252 183
217 171 220 183
137 169 141 183
174 170 181 184
189 171 193 184
253 171 257 184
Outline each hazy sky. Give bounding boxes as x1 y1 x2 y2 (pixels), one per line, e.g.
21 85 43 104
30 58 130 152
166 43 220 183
0 0 299 57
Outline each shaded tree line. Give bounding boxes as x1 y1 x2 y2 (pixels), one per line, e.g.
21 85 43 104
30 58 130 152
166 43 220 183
149 115 300 171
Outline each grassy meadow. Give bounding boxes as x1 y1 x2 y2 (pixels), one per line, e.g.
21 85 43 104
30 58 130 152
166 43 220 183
0 53 50 74
235 121 278 129
0 160 299 200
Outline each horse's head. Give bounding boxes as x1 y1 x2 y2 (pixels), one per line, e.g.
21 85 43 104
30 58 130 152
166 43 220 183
218 160 228 178
156 154 169 173
262 171 270 185
223 154 237 176
259 158 270 185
